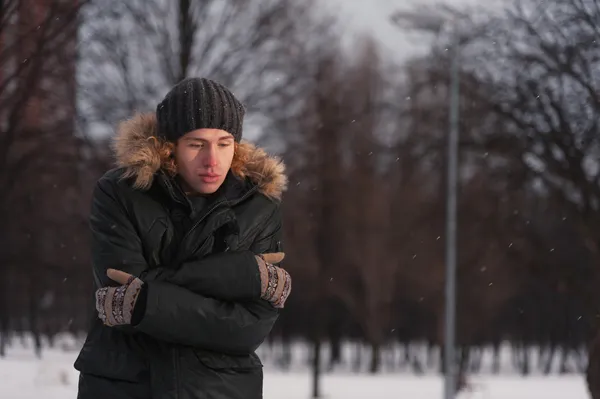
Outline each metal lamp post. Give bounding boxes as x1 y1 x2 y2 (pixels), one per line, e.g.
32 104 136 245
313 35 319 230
389 10 460 399
444 32 460 399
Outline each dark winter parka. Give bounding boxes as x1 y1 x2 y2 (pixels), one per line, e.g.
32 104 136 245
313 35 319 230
74 113 288 399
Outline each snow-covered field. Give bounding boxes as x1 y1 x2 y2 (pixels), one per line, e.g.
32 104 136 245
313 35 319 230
0 344 590 399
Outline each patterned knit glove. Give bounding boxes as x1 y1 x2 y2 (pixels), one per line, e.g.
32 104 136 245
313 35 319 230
256 253 292 308
95 274 144 326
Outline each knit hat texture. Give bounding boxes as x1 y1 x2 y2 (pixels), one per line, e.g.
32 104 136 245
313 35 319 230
156 77 245 142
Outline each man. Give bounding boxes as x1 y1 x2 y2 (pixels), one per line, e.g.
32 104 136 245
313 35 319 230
74 77 291 399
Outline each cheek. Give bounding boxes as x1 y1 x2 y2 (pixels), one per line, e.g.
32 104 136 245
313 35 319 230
174 149 196 173
176 147 194 162
221 147 235 169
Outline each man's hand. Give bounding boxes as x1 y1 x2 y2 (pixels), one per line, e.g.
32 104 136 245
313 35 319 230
95 269 144 326
256 253 291 308
261 252 285 264
107 268 136 285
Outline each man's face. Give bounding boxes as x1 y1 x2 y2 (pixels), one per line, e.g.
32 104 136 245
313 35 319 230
174 128 235 195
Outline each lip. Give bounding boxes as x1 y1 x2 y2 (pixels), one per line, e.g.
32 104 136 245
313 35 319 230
199 174 220 183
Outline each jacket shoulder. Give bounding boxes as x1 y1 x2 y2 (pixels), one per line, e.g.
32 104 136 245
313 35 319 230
235 191 282 240
244 190 281 219
97 167 131 187
95 167 144 197
93 168 160 214
238 192 283 253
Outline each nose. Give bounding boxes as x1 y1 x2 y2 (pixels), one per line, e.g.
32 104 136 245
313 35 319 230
203 145 218 168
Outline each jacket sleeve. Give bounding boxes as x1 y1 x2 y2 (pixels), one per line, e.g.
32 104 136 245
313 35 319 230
142 250 262 301
90 175 154 335
90 175 149 290
133 204 283 354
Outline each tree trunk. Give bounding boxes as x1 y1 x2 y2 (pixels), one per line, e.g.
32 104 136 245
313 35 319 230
369 341 381 373
280 335 292 371
427 340 436 369
311 338 322 398
492 340 501 374
328 332 342 371
0 212 8 358
513 342 530 376
559 346 569 374
0 327 6 357
587 331 600 399
29 300 42 359
469 347 482 372
352 342 362 372
0 291 7 358
540 344 556 375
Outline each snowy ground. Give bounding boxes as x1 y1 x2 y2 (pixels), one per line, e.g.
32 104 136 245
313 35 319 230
0 345 589 399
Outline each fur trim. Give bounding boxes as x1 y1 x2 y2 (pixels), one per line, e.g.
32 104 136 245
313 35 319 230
112 113 287 201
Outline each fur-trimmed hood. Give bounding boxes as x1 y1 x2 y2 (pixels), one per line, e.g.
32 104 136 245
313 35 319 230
111 113 287 201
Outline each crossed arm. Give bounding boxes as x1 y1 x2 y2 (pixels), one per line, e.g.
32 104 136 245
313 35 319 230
90 176 284 355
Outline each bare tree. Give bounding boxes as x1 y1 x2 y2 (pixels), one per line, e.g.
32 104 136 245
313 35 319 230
294 45 347 398
77 0 329 138
393 0 600 393
396 0 600 254
0 0 85 356
340 38 397 374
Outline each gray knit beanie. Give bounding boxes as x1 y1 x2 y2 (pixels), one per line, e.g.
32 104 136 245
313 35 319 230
156 78 245 142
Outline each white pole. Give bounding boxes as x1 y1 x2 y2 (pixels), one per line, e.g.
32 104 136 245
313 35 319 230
444 35 460 399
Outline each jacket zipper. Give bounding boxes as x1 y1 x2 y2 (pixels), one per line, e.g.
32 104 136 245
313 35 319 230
170 201 223 398
169 186 259 393
179 200 226 245
179 185 258 245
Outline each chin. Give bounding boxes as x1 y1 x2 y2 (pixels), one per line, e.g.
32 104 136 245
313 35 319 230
194 182 222 195
197 188 218 195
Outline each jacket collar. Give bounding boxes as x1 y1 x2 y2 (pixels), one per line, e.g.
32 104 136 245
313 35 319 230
110 113 287 202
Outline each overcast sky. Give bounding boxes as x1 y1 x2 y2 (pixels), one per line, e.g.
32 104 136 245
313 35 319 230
321 0 508 62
